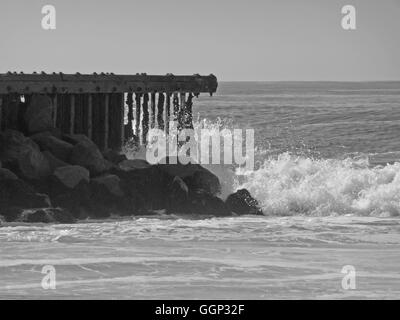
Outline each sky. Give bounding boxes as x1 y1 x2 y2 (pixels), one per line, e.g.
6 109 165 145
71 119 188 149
0 0 399 81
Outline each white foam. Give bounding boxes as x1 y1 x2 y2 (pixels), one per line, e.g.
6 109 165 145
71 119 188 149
238 152 400 217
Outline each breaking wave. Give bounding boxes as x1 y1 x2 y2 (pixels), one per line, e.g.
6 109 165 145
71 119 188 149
237 153 400 217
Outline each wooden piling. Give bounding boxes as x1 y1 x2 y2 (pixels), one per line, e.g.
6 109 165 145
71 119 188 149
157 92 165 131
104 93 109 150
91 93 103 148
126 93 134 139
52 94 57 128
0 95 3 131
150 92 156 128
142 93 149 144
88 94 93 140
120 93 125 149
173 93 179 120
70 94 75 134
185 92 194 129
135 93 141 141
165 93 171 135
178 92 186 131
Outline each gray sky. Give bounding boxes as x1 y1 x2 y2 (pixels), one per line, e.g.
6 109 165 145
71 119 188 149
0 0 399 81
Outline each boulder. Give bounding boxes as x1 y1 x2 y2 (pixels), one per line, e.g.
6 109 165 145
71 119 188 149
91 174 124 197
31 132 73 162
62 133 92 146
0 130 51 180
24 94 54 134
225 189 263 216
184 170 221 196
0 178 51 209
167 176 189 212
0 167 18 180
42 151 68 172
0 207 23 222
157 157 221 196
51 180 94 218
119 159 151 171
53 165 90 189
18 208 75 224
103 150 128 165
111 165 173 211
69 140 107 176
186 190 231 216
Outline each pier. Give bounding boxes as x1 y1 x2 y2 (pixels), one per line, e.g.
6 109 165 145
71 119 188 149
0 72 218 151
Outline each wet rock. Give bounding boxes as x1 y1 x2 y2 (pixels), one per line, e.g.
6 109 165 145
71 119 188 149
91 174 124 197
111 165 173 211
118 159 151 171
0 207 23 222
187 190 231 216
0 167 18 180
184 170 221 196
168 176 189 212
51 180 93 218
24 94 54 134
157 156 221 196
103 150 127 165
53 165 90 189
62 134 92 146
18 208 75 224
69 140 107 176
225 189 263 216
42 151 68 172
31 132 73 162
0 130 51 180
0 178 51 209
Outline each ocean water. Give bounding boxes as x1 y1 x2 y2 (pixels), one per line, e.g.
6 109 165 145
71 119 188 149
1 82 400 299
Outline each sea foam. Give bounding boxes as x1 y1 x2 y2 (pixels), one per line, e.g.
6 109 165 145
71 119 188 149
237 152 400 217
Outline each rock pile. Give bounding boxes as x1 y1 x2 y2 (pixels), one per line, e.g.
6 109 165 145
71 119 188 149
0 95 263 223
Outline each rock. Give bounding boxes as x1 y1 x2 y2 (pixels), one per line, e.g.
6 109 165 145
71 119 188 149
42 151 68 172
0 130 51 180
51 180 94 218
18 208 75 224
0 167 18 180
62 134 92 146
103 150 127 165
53 165 90 189
111 165 173 211
225 189 263 216
119 159 151 171
157 157 221 196
0 178 51 209
69 140 107 176
31 132 73 162
0 207 23 222
168 176 189 212
184 170 221 196
24 94 54 134
187 190 231 216
91 174 124 197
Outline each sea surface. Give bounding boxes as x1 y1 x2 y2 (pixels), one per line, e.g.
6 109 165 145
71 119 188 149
1 81 400 299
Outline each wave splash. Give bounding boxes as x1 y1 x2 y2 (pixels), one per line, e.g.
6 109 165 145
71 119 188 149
236 153 400 217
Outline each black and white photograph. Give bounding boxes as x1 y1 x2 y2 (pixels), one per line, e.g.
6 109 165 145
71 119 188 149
1 0 400 305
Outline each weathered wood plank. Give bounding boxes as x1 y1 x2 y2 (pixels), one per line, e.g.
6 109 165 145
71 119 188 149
88 94 93 140
0 73 218 94
70 94 75 134
104 93 109 150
